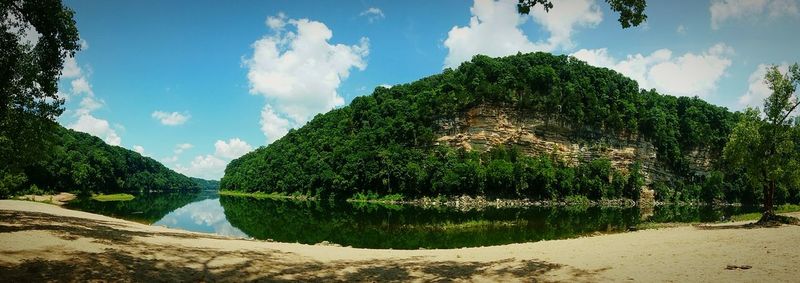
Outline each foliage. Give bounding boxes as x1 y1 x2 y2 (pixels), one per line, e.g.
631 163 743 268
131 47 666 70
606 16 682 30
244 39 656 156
0 0 80 196
517 0 647 28
723 64 800 216
91 193 135 202
16 124 201 197
223 52 750 202
190 177 220 191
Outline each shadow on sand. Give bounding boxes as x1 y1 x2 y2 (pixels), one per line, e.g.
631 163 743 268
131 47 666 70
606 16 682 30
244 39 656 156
0 209 606 282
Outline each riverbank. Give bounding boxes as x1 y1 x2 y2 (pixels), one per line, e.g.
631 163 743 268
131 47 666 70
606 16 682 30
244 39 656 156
1 200 799 282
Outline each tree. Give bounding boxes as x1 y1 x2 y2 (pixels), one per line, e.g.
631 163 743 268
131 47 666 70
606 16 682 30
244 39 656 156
517 0 647 28
723 64 800 223
1 0 80 196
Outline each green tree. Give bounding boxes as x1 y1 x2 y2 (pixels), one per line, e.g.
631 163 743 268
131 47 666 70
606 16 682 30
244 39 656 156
1 0 80 196
723 64 800 222
517 0 647 28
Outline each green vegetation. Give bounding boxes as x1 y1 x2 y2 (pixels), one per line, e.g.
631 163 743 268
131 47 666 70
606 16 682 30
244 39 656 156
219 190 314 200
348 192 405 203
191 177 220 191
1 0 81 197
729 204 800 222
17 125 201 197
723 64 800 221
91 193 135 202
223 52 791 204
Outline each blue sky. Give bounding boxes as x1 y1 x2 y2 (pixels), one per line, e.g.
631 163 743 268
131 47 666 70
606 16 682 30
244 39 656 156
57 0 800 179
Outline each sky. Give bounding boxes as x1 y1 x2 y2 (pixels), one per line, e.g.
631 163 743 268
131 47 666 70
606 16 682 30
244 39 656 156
56 0 800 180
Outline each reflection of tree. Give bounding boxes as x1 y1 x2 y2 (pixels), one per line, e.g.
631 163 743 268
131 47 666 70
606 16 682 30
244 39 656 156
66 192 202 224
219 196 640 249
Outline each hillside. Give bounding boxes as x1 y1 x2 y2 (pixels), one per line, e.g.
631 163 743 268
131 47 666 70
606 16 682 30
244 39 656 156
20 124 201 195
221 52 792 204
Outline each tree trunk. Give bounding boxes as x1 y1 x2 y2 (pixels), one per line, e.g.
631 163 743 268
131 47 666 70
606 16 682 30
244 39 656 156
759 180 777 224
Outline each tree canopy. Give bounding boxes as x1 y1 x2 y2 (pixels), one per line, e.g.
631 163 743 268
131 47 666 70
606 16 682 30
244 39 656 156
1 0 80 194
724 64 800 220
221 52 777 204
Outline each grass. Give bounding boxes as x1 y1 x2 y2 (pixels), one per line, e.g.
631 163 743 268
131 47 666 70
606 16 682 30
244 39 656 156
218 190 315 200
347 192 405 203
729 204 800 222
91 193 135 202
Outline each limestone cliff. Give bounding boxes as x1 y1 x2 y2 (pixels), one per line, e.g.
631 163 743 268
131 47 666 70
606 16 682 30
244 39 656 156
435 104 715 199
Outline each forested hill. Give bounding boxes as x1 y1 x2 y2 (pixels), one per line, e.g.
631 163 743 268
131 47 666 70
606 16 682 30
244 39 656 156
20 124 201 195
221 52 789 204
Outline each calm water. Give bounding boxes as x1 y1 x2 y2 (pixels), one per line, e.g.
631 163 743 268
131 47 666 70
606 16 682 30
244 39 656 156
66 192 760 249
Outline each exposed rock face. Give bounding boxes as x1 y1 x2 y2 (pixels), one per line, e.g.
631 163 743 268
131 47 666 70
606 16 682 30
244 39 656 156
435 104 714 199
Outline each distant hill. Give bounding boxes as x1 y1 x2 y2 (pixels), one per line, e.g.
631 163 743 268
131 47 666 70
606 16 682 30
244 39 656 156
23 125 201 195
191 177 220 191
221 52 794 204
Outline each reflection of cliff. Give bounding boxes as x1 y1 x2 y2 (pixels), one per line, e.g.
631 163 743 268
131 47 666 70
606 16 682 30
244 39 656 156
436 104 714 191
219 196 641 249
66 192 200 223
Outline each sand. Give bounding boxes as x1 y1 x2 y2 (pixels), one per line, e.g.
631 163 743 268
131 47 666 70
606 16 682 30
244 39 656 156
1 200 799 282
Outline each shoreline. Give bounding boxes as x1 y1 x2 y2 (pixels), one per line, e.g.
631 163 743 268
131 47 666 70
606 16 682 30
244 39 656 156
2 199 800 281
218 190 752 209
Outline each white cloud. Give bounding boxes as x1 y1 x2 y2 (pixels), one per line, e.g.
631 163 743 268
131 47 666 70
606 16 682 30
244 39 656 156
176 154 228 180
739 63 792 107
174 137 253 180
68 114 122 146
59 46 125 147
571 43 734 97
133 145 145 155
710 0 799 30
151 111 190 126
214 138 253 159
245 13 368 143
443 0 601 68
360 7 385 23
260 105 291 144
70 77 93 95
61 56 82 79
174 143 194 155
676 24 687 35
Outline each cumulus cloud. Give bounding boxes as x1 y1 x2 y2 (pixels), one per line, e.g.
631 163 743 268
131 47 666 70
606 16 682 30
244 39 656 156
176 155 228 180
260 105 291 144
151 111 190 126
70 77 93 95
360 7 385 23
710 0 800 30
174 143 194 155
214 138 253 159
443 0 601 68
60 45 124 147
133 145 145 155
739 63 792 108
571 43 734 97
173 138 254 180
244 13 369 143
68 114 122 146
61 56 82 79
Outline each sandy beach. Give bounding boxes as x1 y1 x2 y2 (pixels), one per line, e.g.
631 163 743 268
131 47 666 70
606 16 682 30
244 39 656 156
1 200 799 282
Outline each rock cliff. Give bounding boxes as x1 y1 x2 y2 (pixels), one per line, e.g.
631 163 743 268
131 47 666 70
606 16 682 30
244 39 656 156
435 104 714 199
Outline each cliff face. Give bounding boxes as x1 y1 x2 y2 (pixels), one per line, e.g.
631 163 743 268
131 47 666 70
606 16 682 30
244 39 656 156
435 104 714 198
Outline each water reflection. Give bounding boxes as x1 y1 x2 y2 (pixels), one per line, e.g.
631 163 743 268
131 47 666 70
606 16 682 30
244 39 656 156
67 192 762 249
154 198 247 238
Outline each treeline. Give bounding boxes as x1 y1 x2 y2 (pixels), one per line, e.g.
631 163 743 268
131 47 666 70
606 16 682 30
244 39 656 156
221 52 797 204
7 124 201 197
